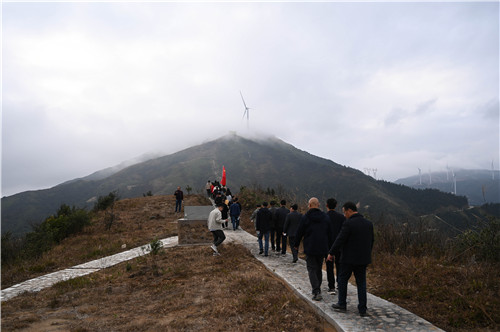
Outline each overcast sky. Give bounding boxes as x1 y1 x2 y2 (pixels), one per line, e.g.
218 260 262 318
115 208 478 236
2 1 499 197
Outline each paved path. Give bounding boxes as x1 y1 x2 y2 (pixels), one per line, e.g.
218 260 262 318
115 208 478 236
1 230 443 332
224 229 444 332
1 237 178 302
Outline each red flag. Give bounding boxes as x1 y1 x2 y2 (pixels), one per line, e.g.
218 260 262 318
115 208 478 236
221 166 226 186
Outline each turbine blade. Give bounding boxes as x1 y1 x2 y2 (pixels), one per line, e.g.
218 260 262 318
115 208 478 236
240 91 248 109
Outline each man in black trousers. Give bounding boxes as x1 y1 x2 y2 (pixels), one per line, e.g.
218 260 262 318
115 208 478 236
283 203 302 263
325 198 345 295
274 200 290 256
328 201 374 316
295 197 332 301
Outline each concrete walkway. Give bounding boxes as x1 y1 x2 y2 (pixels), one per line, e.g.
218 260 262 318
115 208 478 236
1 230 443 332
224 228 444 332
1 237 178 302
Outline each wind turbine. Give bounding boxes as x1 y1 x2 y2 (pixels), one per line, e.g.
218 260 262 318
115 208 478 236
240 91 251 129
451 168 457 195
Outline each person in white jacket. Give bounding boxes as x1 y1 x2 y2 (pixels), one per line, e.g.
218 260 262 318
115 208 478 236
207 204 226 256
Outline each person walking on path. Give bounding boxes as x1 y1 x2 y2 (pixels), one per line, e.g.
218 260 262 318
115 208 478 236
283 203 302 263
205 181 212 197
294 197 332 301
174 186 184 213
256 202 273 257
229 197 241 230
207 204 226 256
269 201 278 251
325 198 346 295
221 200 229 229
274 200 290 255
250 204 261 230
328 201 374 316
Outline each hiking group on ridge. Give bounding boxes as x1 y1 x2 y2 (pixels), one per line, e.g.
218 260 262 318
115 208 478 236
205 187 374 317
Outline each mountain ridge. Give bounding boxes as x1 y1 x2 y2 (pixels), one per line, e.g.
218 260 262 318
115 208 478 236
395 169 500 206
2 134 468 236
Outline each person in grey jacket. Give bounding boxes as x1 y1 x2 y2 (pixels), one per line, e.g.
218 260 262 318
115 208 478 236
207 204 225 256
283 203 302 263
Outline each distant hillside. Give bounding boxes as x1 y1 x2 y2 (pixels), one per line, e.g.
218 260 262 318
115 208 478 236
395 169 500 206
2 134 468 236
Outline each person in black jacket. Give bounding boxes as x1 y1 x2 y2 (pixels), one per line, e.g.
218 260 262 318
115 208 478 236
274 200 290 255
174 187 184 213
294 197 332 301
256 202 273 257
328 201 374 316
220 201 229 229
325 198 346 295
268 201 278 251
283 203 302 263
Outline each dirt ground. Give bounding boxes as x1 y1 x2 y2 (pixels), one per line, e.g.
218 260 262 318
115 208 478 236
2 195 337 331
2 194 498 331
1 243 336 332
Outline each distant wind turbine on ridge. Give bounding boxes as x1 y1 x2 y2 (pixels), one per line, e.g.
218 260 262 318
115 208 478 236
240 91 251 129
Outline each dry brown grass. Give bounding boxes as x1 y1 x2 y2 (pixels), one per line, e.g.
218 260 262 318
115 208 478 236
1 243 334 331
367 252 500 332
3 194 499 332
1 195 208 289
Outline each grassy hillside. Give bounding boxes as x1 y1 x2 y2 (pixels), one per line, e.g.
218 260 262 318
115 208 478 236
2 194 498 332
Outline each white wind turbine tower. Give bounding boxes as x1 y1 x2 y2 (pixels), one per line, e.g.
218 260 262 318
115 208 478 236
240 91 251 129
418 168 422 185
451 168 457 195
492 160 495 180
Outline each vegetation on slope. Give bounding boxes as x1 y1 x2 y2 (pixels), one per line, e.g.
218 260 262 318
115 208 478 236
2 191 499 331
2 134 468 236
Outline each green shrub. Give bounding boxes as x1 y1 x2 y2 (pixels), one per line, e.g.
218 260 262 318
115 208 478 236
1 232 23 265
21 204 91 260
149 238 163 256
453 217 500 262
93 191 119 212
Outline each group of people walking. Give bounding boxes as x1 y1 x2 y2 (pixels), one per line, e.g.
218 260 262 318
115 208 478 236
216 195 374 317
206 182 241 256
205 188 374 316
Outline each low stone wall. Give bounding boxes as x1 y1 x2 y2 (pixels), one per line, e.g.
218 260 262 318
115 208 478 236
177 219 213 245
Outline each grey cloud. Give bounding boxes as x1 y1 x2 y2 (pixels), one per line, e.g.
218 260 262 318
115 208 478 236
481 99 499 121
2 2 498 195
415 98 438 115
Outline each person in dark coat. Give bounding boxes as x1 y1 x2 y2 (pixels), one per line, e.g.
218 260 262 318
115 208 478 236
283 203 302 263
268 201 278 251
220 201 229 229
274 200 290 255
294 197 332 301
325 198 346 295
174 187 184 213
328 201 374 316
256 202 273 256
229 197 241 230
